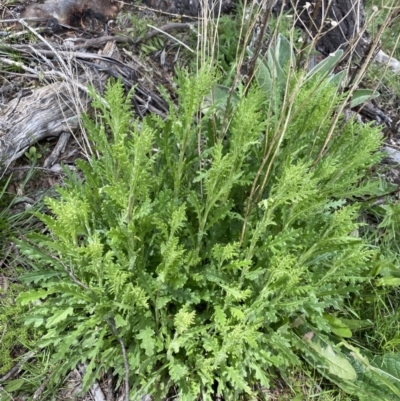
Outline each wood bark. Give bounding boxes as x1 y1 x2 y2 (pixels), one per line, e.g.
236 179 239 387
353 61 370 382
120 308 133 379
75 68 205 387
0 36 168 169
0 82 89 168
0 40 115 169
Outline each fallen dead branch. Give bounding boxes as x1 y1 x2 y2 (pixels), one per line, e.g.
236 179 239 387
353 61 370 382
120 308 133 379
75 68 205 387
43 131 71 168
0 79 88 170
77 365 106 401
0 35 168 170
0 351 35 382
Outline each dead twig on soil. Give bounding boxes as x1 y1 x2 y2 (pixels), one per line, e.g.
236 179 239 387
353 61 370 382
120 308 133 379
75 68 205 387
1 57 90 94
0 351 35 382
33 372 53 400
106 319 130 401
43 131 71 168
77 365 106 401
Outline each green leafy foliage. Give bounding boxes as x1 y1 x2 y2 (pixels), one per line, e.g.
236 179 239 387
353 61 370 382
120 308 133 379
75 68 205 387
0 175 43 381
294 322 400 400
17 64 389 400
249 34 379 112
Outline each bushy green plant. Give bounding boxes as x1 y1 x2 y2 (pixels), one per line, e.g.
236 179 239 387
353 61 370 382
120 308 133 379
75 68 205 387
17 63 394 400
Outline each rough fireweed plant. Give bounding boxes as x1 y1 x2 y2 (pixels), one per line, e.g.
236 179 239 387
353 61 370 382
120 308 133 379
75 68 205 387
17 66 385 400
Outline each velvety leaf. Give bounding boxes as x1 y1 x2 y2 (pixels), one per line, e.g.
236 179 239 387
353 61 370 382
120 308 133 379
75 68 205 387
3 379 25 392
327 70 347 86
307 341 357 380
248 47 273 94
350 89 379 108
305 49 343 83
276 33 294 71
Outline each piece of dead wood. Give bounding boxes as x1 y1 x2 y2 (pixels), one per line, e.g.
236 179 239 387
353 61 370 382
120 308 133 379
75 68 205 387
77 364 106 401
33 372 53 400
1 22 194 50
356 102 393 126
1 44 137 72
43 131 71 168
0 34 168 170
0 79 88 170
0 352 35 382
106 368 115 401
67 23 196 49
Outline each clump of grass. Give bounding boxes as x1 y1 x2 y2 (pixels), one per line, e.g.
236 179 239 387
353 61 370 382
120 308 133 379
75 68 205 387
0 174 42 379
0 284 37 376
366 0 400 59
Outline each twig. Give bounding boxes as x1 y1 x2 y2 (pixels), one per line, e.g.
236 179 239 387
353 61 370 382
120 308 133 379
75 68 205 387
107 318 130 401
8 166 72 173
1 44 130 67
138 22 197 43
146 24 195 53
0 17 47 24
246 1 274 88
77 365 106 401
1 57 90 95
17 18 70 74
106 368 115 401
43 131 71 168
33 372 53 400
71 35 133 50
0 351 35 382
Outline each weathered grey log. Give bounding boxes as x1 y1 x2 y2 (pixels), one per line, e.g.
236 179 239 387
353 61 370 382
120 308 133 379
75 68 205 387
43 131 72 168
0 43 168 169
0 41 118 170
383 146 400 165
374 50 400 74
0 81 89 169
